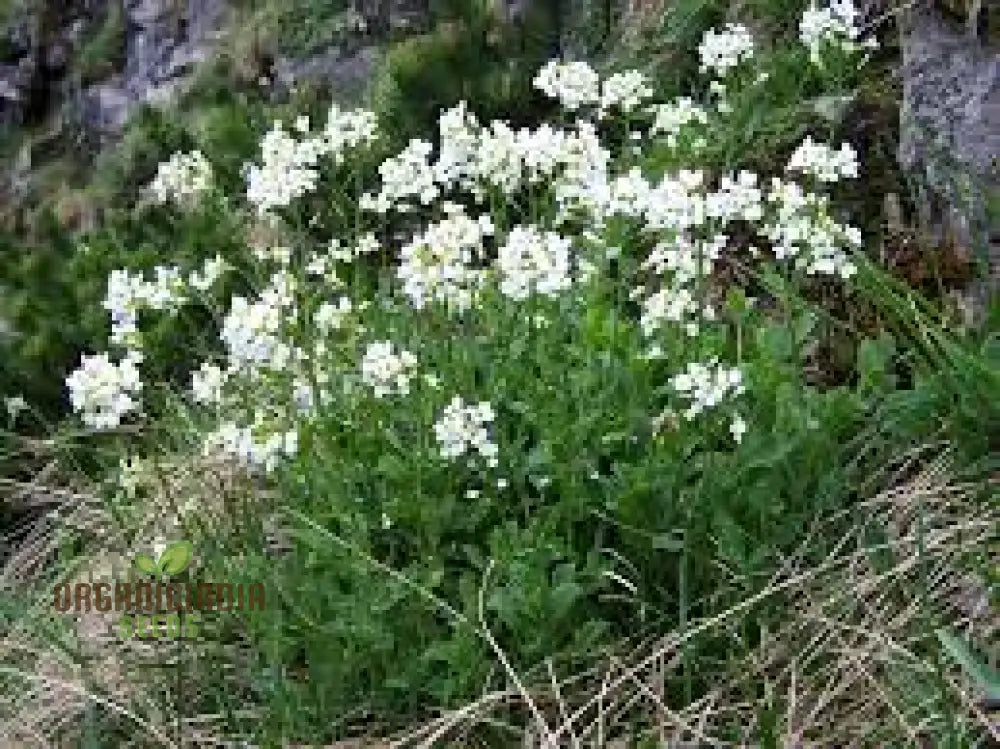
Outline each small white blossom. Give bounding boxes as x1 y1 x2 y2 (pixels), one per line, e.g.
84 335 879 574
360 341 418 398
188 255 227 292
599 70 654 115
799 0 875 66
66 351 143 430
730 414 748 443
786 136 859 182
149 151 213 206
671 359 745 421
434 396 499 466
533 60 600 111
191 362 227 406
497 226 573 300
314 297 353 333
202 422 298 473
397 214 492 312
698 24 755 77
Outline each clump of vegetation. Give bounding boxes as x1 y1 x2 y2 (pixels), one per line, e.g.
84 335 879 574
74 1 126 86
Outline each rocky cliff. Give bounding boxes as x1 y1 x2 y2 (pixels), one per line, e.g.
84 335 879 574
898 0 1000 309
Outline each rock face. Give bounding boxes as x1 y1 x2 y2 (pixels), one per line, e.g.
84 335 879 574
77 0 228 135
0 0 440 140
898 2 1000 303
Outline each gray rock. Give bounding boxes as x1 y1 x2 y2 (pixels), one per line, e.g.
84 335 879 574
81 78 132 134
274 44 382 102
898 4 1000 310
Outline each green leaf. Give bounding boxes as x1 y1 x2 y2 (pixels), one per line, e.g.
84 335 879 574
134 554 158 575
936 628 1000 700
157 541 193 576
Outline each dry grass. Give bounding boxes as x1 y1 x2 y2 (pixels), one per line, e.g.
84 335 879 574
0 441 262 747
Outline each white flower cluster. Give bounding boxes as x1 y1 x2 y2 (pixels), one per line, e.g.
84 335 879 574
314 297 353 333
706 171 765 224
697 24 755 77
66 351 143 430
580 168 708 231
763 179 860 278
497 226 573 301
220 273 299 373
361 139 438 213
246 123 326 214
246 104 378 214
149 151 213 206
364 103 609 213
434 396 499 467
600 70 654 115
534 61 654 117
649 98 710 148
104 266 187 346
671 358 745 420
397 213 495 312
786 136 859 183
202 421 298 473
360 341 418 398
533 60 600 110
191 362 228 406
639 234 728 336
799 0 874 66
320 104 380 158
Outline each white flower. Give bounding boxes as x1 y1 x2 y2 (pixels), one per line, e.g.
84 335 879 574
706 171 764 223
314 297 353 333
4 395 27 421
670 359 745 421
188 255 227 292
221 279 297 373
360 341 418 398
698 24 755 76
730 414 747 443
103 266 187 346
246 122 324 214
149 151 213 206
786 136 859 182
66 351 143 430
799 0 873 66
497 226 573 300
354 232 380 256
764 178 859 279
362 139 438 214
191 362 227 406
397 214 492 312
649 98 710 147
246 106 378 214
202 421 298 473
599 70 653 115
533 60 600 111
434 396 498 466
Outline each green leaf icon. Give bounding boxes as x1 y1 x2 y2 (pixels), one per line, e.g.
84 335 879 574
134 554 158 575
158 541 193 576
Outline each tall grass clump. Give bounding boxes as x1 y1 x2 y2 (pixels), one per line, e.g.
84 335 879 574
1 1 996 745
